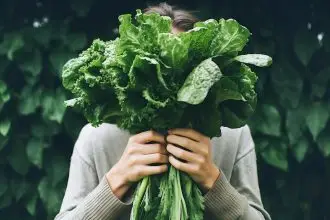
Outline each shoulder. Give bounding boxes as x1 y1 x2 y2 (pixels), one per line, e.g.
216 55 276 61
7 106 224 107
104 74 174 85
212 125 255 160
73 123 131 165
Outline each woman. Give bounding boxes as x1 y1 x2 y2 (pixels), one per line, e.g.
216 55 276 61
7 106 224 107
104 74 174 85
55 3 271 220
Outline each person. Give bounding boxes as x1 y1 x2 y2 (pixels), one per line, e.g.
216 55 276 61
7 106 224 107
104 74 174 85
55 3 271 220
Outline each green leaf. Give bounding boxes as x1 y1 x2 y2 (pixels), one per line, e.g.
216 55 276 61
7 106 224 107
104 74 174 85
294 30 319 66
324 33 330 53
194 99 222 137
70 0 93 17
0 32 24 60
7 140 30 175
50 50 76 76
142 90 169 108
271 62 303 108
0 58 9 76
45 153 69 187
0 119 11 136
214 77 246 103
179 19 218 60
135 9 172 33
254 104 282 136
38 177 63 215
31 120 61 138
0 80 10 112
0 170 8 197
258 139 288 171
311 67 330 98
32 26 52 47
64 98 80 107
65 33 88 51
158 33 189 69
306 102 330 140
118 14 140 51
210 18 250 56
0 190 12 209
63 109 86 139
18 49 42 76
286 103 308 145
18 86 42 115
221 104 249 128
10 178 30 201
0 135 8 151
234 54 273 67
41 89 67 123
128 55 169 90
61 53 90 91
26 194 38 216
26 138 44 169
292 136 309 162
316 127 330 157
178 59 222 105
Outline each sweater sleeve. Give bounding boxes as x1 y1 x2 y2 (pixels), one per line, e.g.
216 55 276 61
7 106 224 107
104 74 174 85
54 145 131 220
204 126 271 220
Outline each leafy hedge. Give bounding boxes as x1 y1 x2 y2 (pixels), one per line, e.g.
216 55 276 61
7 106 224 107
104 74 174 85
0 0 329 219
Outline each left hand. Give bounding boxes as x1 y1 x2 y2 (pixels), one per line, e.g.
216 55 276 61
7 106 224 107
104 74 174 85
166 128 220 191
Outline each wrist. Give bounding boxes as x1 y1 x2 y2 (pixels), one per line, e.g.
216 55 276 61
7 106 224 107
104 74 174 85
106 167 130 200
204 165 220 190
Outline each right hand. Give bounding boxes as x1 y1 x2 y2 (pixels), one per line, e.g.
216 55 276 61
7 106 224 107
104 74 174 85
106 130 168 199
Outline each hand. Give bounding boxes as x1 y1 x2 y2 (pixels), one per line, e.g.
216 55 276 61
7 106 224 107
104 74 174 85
166 129 220 191
106 130 168 199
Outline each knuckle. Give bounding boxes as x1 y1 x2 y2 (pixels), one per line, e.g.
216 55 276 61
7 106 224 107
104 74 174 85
194 164 202 173
155 144 162 152
148 130 156 138
130 156 138 165
204 138 211 144
175 162 181 170
200 135 207 142
127 147 134 155
155 153 163 161
157 166 165 173
129 136 136 143
178 150 185 158
198 156 206 164
201 148 208 156
135 168 143 177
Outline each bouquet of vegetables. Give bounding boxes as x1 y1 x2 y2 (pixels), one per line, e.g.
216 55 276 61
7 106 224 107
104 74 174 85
62 9 272 220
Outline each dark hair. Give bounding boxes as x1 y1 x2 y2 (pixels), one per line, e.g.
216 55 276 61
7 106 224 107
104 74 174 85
143 2 199 31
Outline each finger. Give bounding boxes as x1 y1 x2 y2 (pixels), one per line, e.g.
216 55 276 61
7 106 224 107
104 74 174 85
131 130 166 144
136 153 169 165
131 143 167 155
169 155 196 174
167 144 202 163
137 164 168 177
166 134 202 154
168 128 205 142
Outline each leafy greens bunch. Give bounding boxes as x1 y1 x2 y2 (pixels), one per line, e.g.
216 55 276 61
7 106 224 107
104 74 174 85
62 9 272 220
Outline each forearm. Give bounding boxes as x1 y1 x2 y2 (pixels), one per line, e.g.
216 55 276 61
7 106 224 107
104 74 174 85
204 174 266 220
55 177 130 220
56 147 132 220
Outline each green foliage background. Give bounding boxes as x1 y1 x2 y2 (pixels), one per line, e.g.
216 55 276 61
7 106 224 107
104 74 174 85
0 0 329 219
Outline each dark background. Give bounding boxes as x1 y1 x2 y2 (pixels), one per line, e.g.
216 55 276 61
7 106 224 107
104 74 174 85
0 0 330 219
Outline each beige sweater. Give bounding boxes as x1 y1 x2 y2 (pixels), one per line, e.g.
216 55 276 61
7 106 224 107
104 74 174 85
55 123 271 220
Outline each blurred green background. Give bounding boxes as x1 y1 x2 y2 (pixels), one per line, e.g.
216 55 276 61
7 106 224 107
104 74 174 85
0 0 330 219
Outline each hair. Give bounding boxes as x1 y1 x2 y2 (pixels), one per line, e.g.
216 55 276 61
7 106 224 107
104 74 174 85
143 2 199 31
